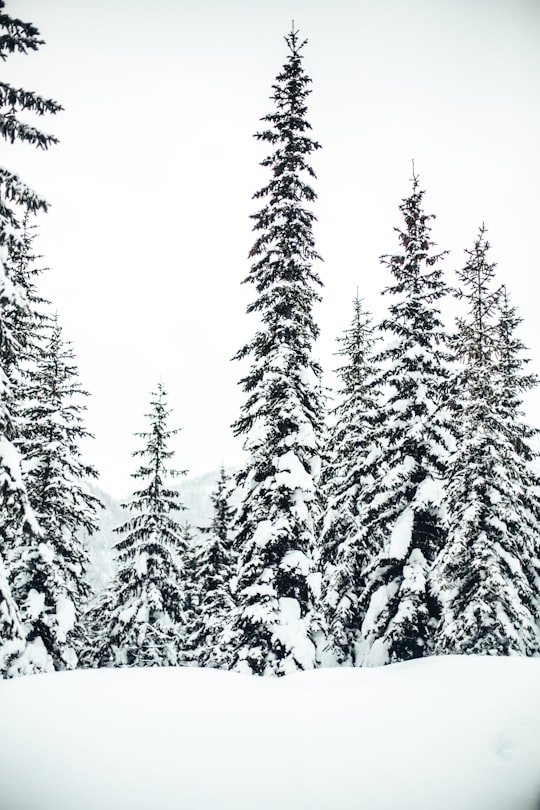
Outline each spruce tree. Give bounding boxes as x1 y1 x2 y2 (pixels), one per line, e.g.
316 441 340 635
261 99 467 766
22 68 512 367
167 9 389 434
225 27 323 675
358 174 453 667
8 316 101 673
319 295 381 664
0 0 61 675
432 230 540 655
191 466 236 667
87 384 189 668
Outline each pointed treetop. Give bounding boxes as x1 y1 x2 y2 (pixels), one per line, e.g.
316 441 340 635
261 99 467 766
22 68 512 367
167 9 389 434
410 159 420 190
458 223 500 302
286 22 305 54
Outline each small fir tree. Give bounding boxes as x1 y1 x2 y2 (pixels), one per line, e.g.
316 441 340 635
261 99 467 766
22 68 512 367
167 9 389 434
319 295 381 664
225 27 324 675
191 466 236 667
87 384 189 668
358 174 453 667
8 316 101 673
432 230 540 655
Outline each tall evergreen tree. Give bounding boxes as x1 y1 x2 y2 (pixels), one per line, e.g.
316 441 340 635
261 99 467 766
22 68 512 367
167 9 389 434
358 174 453 667
225 27 323 676
7 316 101 673
86 384 189 668
319 295 381 664
0 0 61 675
432 230 540 655
191 466 236 667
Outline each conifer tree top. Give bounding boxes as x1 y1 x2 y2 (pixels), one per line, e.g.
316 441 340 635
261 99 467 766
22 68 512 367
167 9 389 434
257 26 318 143
122 382 186 519
451 224 505 392
238 25 322 356
226 26 323 676
382 173 448 302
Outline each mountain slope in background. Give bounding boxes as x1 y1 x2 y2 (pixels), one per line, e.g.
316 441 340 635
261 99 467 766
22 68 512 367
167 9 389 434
84 470 221 592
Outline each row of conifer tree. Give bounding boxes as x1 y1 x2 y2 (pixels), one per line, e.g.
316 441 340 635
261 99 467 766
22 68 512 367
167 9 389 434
1 4 539 678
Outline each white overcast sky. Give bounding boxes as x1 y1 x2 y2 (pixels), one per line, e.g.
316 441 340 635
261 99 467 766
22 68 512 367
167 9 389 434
5 0 540 497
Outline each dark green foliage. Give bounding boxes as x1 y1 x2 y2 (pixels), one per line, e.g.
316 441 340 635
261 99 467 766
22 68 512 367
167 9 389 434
358 175 453 666
8 316 101 672
0 2 61 249
0 1 45 59
226 28 323 675
319 296 381 664
86 384 189 668
0 0 60 675
433 230 540 655
191 466 236 667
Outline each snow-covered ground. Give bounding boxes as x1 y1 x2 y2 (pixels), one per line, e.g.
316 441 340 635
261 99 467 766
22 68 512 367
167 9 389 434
0 656 539 810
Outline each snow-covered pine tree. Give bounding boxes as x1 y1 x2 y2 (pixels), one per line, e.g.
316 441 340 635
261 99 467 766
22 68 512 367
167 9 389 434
191 466 236 667
0 2 60 339
432 230 540 655
319 295 381 665
225 27 324 676
0 0 61 675
7 315 101 673
179 520 198 663
357 173 453 667
87 384 189 668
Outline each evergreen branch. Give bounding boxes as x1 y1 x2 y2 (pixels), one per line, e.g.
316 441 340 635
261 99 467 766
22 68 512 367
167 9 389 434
0 82 63 115
0 113 59 148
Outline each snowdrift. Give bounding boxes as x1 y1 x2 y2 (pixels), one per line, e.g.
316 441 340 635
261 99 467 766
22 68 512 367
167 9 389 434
0 655 539 810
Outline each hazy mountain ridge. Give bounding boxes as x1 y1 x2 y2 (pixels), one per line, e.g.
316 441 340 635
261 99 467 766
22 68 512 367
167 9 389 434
84 470 223 592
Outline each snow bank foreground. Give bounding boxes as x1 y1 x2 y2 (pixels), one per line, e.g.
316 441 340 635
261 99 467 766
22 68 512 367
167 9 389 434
0 656 539 810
